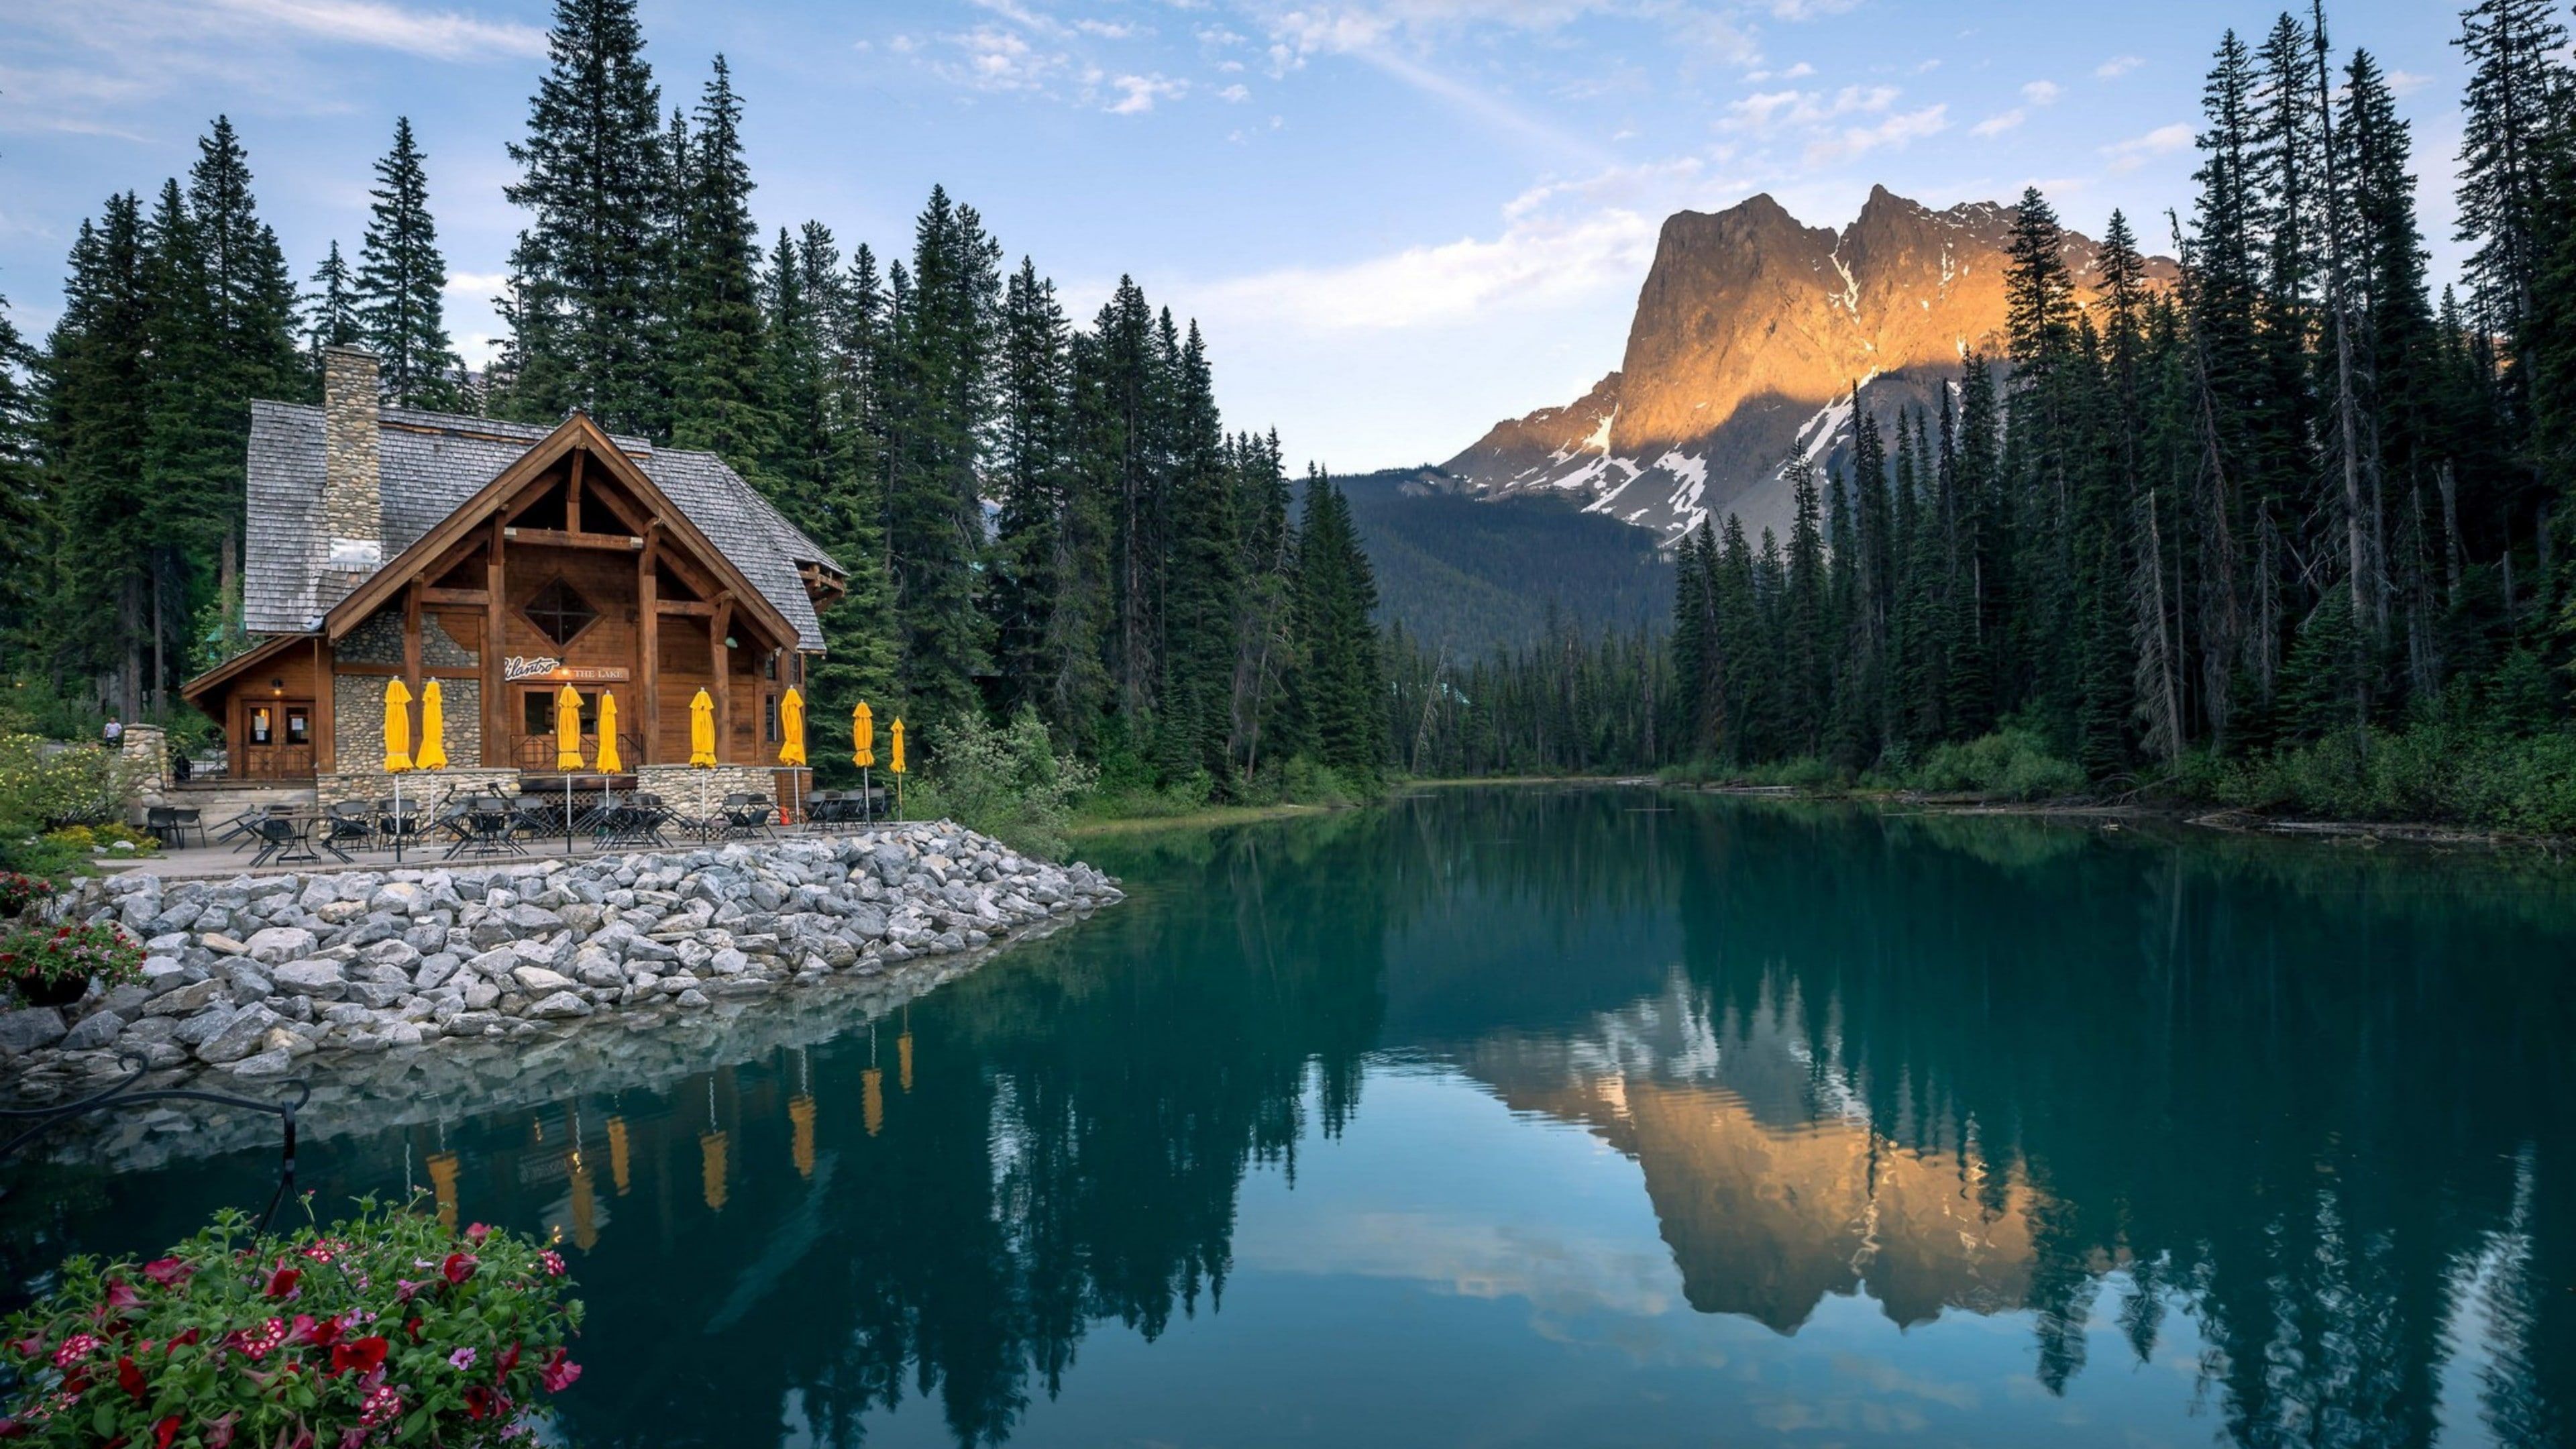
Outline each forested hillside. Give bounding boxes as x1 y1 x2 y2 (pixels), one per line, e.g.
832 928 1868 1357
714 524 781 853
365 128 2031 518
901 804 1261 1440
1403 1 2576 830
0 0 1387 803
1332 467 1674 657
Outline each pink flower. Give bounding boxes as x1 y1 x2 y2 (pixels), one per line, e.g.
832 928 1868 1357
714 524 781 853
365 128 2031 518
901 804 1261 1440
142 1259 193 1289
50 1334 99 1370
103 1280 142 1311
447 1346 477 1371
464 1223 492 1245
358 1383 402 1428
539 1347 582 1394
538 1250 566 1278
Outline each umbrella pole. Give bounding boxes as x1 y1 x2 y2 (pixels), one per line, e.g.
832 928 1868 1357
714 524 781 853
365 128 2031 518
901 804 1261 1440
566 773 574 857
394 774 404 866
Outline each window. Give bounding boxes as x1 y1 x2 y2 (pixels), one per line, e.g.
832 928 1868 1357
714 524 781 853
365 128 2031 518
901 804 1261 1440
523 578 600 648
250 706 273 745
284 709 310 747
765 695 780 743
524 690 598 735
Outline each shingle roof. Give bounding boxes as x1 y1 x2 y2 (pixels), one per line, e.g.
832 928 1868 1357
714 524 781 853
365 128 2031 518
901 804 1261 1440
241 402 839 651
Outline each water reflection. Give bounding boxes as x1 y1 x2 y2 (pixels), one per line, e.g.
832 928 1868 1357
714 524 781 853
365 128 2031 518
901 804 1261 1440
8 791 2571 1447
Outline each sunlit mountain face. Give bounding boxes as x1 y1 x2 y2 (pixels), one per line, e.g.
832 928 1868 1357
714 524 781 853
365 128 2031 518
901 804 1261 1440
17 790 2572 1448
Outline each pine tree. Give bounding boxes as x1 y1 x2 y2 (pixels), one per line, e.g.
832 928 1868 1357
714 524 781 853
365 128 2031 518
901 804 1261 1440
668 56 772 468
44 196 156 714
1152 319 1240 784
356 117 462 409
0 287 51 674
1293 471 1386 780
304 241 361 374
989 257 1074 726
499 0 669 435
2454 0 2569 342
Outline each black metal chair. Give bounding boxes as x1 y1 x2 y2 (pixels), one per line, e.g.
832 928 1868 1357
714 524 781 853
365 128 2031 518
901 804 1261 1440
166 807 206 849
248 813 320 869
322 802 374 853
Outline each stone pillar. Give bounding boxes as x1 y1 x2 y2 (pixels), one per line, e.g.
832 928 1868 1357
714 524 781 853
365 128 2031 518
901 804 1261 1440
119 723 169 824
320 347 384 604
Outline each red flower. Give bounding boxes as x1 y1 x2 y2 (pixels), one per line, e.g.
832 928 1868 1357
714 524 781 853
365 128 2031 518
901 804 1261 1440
116 1355 147 1400
463 1384 502 1423
329 1336 389 1379
264 1266 302 1299
103 1279 142 1311
144 1257 192 1288
294 1315 344 1350
402 1317 424 1342
440 1252 477 1285
540 1347 582 1394
5 1335 39 1359
538 1249 567 1277
152 1417 181 1449
495 1340 521 1375
166 1329 199 1352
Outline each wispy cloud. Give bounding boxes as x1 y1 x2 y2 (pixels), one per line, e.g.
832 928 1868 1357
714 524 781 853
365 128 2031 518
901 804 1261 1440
1196 205 1656 333
1972 109 2023 138
2102 121 2193 172
208 0 544 59
2094 54 2143 78
1108 72 1187 112
2020 79 2059 106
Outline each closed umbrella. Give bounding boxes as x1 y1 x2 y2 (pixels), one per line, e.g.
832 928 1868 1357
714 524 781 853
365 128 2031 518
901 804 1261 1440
889 718 906 821
554 683 584 853
382 679 413 865
594 692 622 849
689 688 717 828
779 687 806 826
404 679 448 864
853 701 875 824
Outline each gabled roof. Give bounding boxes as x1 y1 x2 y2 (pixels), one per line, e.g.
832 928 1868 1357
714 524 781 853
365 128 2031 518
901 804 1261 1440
243 402 839 649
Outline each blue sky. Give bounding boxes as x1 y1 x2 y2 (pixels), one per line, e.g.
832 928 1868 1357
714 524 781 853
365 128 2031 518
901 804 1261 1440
0 0 2474 471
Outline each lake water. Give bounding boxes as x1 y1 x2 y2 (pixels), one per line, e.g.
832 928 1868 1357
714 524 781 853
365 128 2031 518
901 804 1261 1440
11 787 2574 1446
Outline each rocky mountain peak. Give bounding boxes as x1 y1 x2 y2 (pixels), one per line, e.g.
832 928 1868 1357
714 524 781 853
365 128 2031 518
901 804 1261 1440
1444 186 2174 548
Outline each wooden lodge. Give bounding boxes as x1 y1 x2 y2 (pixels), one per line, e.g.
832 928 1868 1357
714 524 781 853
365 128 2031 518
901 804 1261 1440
182 348 844 800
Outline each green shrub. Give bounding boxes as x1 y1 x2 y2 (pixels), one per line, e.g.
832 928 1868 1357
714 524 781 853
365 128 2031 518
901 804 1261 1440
1 1199 583 1446
0 871 54 920
0 735 140 838
917 707 1099 858
1906 728 2087 802
2191 723 2576 834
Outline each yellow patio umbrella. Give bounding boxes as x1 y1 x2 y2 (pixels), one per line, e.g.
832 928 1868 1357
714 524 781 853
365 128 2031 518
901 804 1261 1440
594 692 623 773
688 689 718 767
553 683 585 771
382 678 414 773
888 718 906 822
416 680 447 770
553 683 584 853
777 687 806 828
852 701 876 825
688 688 718 825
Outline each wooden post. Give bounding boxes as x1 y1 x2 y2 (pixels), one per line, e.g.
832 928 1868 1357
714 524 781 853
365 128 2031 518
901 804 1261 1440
637 528 659 765
313 636 337 775
710 596 733 764
485 522 507 769
566 450 585 535
402 580 423 695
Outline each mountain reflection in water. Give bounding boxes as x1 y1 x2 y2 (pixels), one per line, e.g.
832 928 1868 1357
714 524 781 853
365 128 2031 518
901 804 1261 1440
10 788 2570 1448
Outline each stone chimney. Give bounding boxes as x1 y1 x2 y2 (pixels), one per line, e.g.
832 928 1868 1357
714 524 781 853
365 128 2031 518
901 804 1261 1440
321 346 384 596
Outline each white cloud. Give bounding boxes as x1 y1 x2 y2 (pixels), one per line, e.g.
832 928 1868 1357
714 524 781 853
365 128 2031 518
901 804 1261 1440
208 0 544 58
2102 121 2194 172
1194 205 1658 333
2387 68 2431 97
443 270 509 299
1108 72 1186 113
1972 109 2023 138
1806 103 1945 164
2094 54 2143 78
1218 82 1250 101
2020 79 2060 106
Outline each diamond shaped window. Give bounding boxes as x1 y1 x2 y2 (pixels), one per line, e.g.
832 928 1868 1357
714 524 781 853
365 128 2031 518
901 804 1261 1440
524 578 600 648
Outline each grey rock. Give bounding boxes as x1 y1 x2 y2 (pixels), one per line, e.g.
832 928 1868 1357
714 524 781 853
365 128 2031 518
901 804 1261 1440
528 990 592 1019
415 953 462 991
195 1005 281 1064
241 926 317 964
60 1010 125 1051
271 961 347 1000
513 965 576 995
0 1008 69 1055
674 988 711 1009
146 979 226 1017
225 1047 295 1077
200 932 251 957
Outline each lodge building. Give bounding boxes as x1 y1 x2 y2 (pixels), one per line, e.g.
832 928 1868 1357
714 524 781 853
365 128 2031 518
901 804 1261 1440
181 347 844 803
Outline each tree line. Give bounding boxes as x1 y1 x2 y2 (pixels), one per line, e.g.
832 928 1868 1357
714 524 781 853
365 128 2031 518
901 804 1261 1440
0 0 1387 798
1412 0 2576 820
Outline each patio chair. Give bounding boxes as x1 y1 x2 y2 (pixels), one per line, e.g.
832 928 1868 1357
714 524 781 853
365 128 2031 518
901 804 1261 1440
247 813 319 869
162 806 207 849
145 806 179 848
322 801 374 851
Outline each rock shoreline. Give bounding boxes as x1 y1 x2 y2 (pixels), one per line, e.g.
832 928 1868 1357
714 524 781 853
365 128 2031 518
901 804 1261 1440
0 823 1122 1102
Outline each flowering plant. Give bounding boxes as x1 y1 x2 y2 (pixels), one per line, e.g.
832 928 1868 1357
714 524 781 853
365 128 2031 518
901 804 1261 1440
0 871 51 920
0 921 143 1005
0 1199 583 1446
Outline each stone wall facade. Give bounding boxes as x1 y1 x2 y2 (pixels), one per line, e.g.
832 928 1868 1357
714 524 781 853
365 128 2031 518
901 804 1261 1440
333 676 487 773
634 763 777 815
315 767 519 810
320 347 383 593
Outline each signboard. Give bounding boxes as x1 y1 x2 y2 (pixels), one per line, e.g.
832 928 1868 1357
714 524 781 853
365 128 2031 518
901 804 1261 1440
504 656 630 684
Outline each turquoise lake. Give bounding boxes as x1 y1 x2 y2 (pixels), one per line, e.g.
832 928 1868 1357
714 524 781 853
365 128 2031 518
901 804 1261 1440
11 786 2573 1446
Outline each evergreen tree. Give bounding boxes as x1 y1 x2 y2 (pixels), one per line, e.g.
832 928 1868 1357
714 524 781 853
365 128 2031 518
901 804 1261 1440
1152 319 1240 784
989 257 1074 727
499 0 668 435
356 117 462 409
304 241 361 372
1292 471 1386 780
2454 0 2569 341
668 56 772 468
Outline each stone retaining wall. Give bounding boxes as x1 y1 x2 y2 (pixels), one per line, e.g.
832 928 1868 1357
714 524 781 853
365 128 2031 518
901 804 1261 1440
633 763 775 813
0 823 1121 1103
